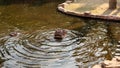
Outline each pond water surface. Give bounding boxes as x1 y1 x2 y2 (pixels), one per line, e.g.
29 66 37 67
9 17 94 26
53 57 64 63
0 0 120 68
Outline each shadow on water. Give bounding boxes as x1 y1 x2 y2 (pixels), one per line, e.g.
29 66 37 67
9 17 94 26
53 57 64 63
0 0 64 6
0 0 85 34
72 19 97 36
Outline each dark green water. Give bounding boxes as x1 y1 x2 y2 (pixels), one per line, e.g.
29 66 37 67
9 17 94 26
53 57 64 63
0 0 120 68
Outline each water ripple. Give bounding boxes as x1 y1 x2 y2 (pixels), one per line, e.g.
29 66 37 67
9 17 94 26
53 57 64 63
0 26 115 68
0 29 80 68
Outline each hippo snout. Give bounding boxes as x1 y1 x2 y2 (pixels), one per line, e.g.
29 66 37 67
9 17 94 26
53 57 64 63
54 29 67 39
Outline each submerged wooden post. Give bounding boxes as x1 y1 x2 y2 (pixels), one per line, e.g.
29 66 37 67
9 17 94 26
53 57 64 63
109 0 117 9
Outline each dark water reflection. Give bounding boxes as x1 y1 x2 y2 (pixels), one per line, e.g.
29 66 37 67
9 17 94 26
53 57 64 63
0 0 85 35
0 0 120 68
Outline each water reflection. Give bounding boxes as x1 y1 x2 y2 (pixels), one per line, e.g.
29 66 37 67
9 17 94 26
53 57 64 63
0 21 117 68
73 21 114 68
0 29 79 68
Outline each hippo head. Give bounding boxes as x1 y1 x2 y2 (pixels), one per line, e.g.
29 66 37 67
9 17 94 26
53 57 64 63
54 29 67 40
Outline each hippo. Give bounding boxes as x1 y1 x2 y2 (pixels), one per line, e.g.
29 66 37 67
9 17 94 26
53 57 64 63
54 29 67 40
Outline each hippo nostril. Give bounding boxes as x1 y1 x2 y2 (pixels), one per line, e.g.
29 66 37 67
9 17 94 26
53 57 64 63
9 32 18 37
